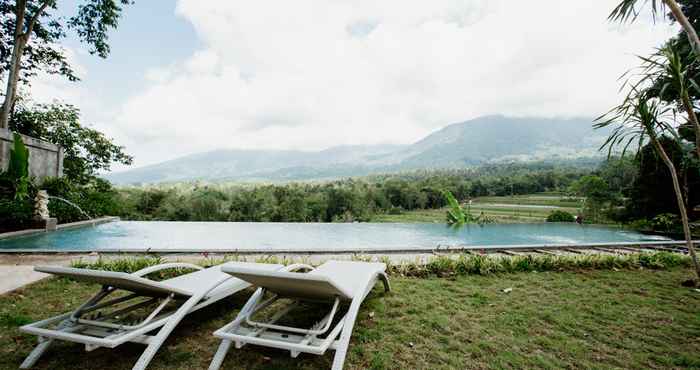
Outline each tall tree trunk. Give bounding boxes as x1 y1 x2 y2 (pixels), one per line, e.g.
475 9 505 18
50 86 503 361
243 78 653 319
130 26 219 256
0 0 49 129
0 0 28 129
680 95 700 159
665 0 700 56
648 130 700 279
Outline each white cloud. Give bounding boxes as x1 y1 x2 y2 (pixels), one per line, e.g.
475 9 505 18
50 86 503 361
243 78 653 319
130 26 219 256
44 0 681 168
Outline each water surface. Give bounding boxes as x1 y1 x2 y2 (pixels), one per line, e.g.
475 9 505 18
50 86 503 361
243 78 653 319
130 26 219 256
0 221 670 251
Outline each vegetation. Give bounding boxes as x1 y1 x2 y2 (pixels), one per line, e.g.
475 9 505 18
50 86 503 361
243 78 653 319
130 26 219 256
114 165 590 223
0 0 133 129
0 102 133 230
546 210 575 222
69 251 692 277
597 1 700 278
0 132 30 200
10 102 133 185
0 260 697 369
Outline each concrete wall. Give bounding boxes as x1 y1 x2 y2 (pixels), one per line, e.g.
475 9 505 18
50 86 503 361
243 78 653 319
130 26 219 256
0 128 63 181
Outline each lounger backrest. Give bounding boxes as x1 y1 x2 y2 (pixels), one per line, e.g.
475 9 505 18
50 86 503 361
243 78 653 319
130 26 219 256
35 266 193 298
222 267 355 301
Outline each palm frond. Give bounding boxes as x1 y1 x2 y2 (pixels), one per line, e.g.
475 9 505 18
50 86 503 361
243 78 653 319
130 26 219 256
609 0 664 23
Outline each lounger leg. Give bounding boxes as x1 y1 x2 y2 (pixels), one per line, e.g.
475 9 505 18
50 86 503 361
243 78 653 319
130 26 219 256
19 337 54 369
330 295 363 370
20 312 81 369
331 274 390 370
132 276 231 370
208 340 233 370
379 272 391 293
208 288 265 370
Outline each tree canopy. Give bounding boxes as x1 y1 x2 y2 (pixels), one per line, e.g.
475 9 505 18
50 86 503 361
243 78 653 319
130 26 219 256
9 102 133 184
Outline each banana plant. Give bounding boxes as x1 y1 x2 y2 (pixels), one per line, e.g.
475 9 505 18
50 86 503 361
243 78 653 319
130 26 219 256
7 133 30 200
443 190 467 224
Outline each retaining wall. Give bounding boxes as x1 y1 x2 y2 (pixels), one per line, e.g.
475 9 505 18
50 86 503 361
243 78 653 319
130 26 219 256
0 128 63 180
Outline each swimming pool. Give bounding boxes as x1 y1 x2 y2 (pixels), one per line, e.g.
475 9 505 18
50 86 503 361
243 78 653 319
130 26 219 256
0 221 671 252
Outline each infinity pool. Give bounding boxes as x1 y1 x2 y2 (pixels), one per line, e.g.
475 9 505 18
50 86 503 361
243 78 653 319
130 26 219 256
0 221 671 252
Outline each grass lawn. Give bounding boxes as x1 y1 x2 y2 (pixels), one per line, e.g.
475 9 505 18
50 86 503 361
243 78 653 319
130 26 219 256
1 267 699 369
372 194 582 223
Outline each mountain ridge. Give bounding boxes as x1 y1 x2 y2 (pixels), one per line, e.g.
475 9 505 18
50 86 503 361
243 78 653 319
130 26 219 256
106 115 608 184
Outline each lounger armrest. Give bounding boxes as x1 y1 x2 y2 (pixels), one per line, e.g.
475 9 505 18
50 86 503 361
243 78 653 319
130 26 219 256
283 264 314 273
132 263 203 277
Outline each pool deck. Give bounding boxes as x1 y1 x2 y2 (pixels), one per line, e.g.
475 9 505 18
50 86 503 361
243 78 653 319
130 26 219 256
0 254 77 295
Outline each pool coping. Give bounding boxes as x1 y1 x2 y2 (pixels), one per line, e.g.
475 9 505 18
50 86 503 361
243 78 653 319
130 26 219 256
0 239 694 255
0 216 119 241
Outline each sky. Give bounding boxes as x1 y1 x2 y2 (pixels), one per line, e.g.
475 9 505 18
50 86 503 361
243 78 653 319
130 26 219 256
28 0 678 171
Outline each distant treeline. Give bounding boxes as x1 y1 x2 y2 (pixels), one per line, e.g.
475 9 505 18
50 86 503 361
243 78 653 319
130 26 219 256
116 163 591 222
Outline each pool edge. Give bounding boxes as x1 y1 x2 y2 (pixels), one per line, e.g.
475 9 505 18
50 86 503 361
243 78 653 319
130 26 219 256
0 239 695 255
0 216 119 241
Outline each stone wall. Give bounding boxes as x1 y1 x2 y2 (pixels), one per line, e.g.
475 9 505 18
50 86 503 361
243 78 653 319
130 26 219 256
0 128 63 181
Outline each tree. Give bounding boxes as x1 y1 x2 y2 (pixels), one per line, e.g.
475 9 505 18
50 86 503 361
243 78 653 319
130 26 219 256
597 96 700 279
569 175 613 222
627 137 699 219
9 102 133 184
0 0 132 129
610 0 700 55
610 1 700 159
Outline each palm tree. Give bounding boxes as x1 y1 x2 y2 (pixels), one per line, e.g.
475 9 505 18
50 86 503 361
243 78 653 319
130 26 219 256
610 1 700 159
597 87 700 280
604 1 700 280
627 47 700 158
609 0 700 55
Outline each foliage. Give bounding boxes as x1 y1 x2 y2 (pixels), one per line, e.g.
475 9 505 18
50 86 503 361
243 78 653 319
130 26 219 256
388 251 689 277
67 251 690 278
4 132 30 199
0 0 78 87
546 210 575 222
117 165 591 223
9 103 133 184
0 0 132 93
442 190 492 225
443 190 472 224
70 255 164 273
568 175 614 222
40 176 121 223
626 137 699 219
0 197 33 232
651 213 682 232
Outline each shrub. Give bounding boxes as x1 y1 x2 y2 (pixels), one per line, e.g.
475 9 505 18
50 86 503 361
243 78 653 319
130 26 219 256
0 198 34 232
651 213 681 233
40 177 122 223
546 210 575 222
629 218 652 231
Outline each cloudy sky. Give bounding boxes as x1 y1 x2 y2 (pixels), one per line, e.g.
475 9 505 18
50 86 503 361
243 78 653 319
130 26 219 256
31 0 677 171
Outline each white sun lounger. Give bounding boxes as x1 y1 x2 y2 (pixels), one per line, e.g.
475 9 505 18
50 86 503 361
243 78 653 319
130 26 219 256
18 261 302 370
209 260 391 370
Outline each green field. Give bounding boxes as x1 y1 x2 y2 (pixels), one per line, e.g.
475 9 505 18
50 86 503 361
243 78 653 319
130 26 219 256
372 194 583 223
1 267 698 369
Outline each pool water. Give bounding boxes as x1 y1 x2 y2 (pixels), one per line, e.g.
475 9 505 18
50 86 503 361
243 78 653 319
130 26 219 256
0 221 670 252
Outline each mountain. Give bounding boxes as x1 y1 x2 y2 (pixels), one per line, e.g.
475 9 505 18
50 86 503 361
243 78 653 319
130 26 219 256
106 115 609 184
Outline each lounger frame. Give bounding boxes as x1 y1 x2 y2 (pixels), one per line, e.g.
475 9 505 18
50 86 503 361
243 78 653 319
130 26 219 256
209 264 390 370
19 262 295 370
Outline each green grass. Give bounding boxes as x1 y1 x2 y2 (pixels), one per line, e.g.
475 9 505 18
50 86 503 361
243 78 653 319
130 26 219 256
1 263 699 369
372 194 583 223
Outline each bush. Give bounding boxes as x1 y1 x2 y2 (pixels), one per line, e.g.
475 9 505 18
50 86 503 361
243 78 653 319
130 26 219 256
0 198 34 232
546 210 575 222
651 213 681 233
629 218 652 231
40 177 122 223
